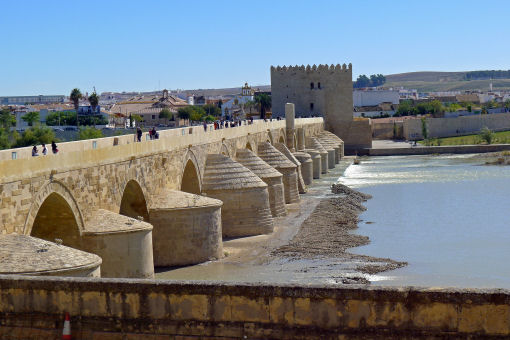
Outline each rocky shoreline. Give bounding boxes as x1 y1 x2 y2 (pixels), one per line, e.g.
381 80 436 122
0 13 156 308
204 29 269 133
271 183 407 283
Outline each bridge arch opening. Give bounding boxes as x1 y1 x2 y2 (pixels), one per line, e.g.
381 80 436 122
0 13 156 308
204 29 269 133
246 142 253 151
31 192 82 249
120 180 150 221
181 159 201 195
279 135 285 144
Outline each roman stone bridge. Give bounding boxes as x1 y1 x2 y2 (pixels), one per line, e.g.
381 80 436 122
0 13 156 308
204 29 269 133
0 117 329 278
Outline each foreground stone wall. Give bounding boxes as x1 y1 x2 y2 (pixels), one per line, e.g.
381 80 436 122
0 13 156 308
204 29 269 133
1 276 510 339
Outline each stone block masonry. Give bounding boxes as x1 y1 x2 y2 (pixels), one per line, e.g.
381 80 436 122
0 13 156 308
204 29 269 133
271 64 372 152
1 275 510 339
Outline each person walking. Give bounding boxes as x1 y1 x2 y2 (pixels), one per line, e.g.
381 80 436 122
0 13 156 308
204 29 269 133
41 144 47 155
136 127 142 142
203 121 207 132
51 141 59 154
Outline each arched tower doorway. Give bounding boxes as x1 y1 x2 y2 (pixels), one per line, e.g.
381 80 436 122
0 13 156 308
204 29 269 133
31 192 82 249
181 159 201 195
120 180 150 222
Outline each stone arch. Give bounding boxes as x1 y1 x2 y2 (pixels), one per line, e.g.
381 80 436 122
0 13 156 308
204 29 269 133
294 134 298 150
246 142 253 151
267 131 274 144
181 158 201 195
279 129 286 143
24 180 84 249
120 179 150 222
219 143 230 157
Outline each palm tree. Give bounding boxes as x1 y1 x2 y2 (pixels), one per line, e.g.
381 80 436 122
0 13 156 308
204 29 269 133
255 94 271 119
88 92 99 112
70 88 82 127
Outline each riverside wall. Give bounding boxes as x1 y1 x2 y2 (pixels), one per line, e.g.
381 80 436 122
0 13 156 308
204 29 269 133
369 144 510 156
404 113 510 140
1 276 510 339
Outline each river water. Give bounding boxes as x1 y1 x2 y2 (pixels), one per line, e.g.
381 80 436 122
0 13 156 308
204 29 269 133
343 154 510 288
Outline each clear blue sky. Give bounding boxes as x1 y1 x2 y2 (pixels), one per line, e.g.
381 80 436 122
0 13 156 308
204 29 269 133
1 0 510 96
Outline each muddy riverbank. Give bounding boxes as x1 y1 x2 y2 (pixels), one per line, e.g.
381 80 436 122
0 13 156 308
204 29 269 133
272 184 406 279
156 159 404 284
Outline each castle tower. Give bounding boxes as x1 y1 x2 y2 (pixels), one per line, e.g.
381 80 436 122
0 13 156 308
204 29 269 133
270 64 372 153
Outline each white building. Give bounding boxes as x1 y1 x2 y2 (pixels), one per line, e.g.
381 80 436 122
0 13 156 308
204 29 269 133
221 83 255 117
353 90 399 107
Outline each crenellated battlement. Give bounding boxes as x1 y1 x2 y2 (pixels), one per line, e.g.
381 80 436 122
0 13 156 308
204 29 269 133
271 63 352 73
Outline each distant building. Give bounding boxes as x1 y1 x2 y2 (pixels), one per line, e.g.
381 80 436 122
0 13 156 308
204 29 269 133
78 105 101 115
109 89 188 127
0 95 65 105
193 96 206 106
221 83 255 117
353 90 399 107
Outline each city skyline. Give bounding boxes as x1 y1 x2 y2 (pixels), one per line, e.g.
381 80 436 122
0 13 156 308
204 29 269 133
1 0 510 95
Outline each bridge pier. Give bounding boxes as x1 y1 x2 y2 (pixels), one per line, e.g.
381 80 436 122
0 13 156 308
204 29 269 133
149 190 223 267
258 142 300 204
307 137 329 174
235 149 287 218
82 209 154 279
202 154 274 238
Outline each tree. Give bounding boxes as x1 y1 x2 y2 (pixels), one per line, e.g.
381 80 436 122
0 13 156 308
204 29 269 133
395 100 416 116
189 109 204 122
21 111 40 126
70 88 82 127
46 111 77 126
0 128 10 149
79 127 103 140
254 93 271 119
0 108 16 129
354 74 370 88
131 114 142 126
14 126 55 147
88 92 99 111
421 117 428 140
204 115 215 123
178 106 205 122
202 104 221 116
159 108 172 125
177 107 191 120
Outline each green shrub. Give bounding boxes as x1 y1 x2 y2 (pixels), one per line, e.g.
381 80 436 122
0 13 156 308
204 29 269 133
79 127 103 140
479 127 494 144
14 126 56 147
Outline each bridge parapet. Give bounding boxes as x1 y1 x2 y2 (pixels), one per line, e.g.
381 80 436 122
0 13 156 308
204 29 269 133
0 118 323 184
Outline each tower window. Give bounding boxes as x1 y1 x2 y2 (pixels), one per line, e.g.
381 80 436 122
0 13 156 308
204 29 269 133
318 82 321 89
310 82 314 89
310 103 314 111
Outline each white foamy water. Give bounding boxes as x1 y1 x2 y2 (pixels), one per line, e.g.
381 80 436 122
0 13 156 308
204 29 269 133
346 154 510 289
